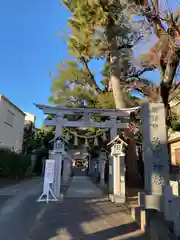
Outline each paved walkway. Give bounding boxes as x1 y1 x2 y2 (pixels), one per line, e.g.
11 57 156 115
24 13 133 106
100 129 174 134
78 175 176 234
29 174 146 240
66 176 104 198
0 177 68 240
0 170 146 240
0 177 44 240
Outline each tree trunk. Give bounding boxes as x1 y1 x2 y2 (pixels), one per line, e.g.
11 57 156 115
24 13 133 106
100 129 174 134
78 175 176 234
108 21 140 190
160 54 180 160
160 55 180 122
125 139 141 188
109 43 127 108
110 73 127 108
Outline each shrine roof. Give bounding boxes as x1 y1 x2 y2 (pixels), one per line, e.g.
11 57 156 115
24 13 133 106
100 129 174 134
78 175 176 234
107 135 128 146
49 136 69 144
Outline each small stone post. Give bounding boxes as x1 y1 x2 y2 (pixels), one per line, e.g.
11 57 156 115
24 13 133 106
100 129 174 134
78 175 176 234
31 149 36 173
99 151 106 186
92 161 95 175
95 160 100 179
108 154 114 193
62 156 69 185
88 154 92 175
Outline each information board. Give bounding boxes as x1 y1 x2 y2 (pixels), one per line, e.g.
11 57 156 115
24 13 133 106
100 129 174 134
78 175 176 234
43 159 55 194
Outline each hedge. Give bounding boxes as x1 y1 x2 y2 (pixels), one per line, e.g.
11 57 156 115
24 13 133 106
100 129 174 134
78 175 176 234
0 148 31 180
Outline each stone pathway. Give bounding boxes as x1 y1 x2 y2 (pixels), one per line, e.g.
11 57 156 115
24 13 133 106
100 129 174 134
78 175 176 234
29 176 146 240
0 177 68 240
0 177 44 240
0 172 146 240
66 176 104 198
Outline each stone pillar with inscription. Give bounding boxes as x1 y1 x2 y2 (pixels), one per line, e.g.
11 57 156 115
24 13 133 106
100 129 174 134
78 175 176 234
141 102 170 210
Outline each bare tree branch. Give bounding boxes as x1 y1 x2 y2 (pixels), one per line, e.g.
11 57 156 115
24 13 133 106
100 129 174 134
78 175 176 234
125 67 155 79
150 0 159 14
118 43 133 50
140 0 167 38
80 56 102 93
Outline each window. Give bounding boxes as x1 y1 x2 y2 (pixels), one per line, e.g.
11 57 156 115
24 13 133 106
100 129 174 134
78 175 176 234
174 148 180 165
4 110 15 127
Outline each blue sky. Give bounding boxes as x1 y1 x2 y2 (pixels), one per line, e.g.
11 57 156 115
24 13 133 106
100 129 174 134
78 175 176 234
0 0 70 128
0 0 178 128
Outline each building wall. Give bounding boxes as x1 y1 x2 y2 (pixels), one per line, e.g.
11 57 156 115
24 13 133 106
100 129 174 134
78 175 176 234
0 97 25 152
24 112 36 124
169 95 180 166
169 141 180 166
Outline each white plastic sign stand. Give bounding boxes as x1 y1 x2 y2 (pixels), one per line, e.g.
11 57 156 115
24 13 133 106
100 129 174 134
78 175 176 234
37 159 57 203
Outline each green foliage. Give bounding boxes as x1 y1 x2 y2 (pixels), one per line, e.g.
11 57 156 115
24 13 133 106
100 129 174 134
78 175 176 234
167 111 180 132
34 127 55 149
63 0 108 59
33 147 49 175
23 121 36 154
50 60 95 106
62 0 135 61
0 148 31 180
49 58 117 109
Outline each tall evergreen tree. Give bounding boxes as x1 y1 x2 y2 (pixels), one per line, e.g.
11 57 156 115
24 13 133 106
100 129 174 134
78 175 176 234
52 0 144 109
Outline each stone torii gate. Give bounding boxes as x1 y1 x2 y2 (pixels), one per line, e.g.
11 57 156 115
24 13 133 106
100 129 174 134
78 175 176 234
36 102 180 236
36 104 139 137
36 104 139 200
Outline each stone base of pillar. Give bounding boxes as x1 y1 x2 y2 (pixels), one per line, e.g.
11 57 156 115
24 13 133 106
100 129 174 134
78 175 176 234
100 181 106 186
62 180 69 186
114 194 125 203
109 194 115 202
109 194 125 203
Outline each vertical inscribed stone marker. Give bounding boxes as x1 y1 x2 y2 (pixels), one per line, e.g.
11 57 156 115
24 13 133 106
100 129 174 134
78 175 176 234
141 102 169 196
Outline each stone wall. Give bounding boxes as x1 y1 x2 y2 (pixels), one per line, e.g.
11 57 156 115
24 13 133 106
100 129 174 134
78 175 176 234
131 207 177 240
146 211 176 240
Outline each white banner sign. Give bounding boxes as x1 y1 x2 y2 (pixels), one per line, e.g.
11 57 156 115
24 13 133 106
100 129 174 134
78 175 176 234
43 159 55 194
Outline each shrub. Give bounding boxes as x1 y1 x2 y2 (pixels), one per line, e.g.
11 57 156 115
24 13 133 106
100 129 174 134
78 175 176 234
0 148 31 180
33 147 48 175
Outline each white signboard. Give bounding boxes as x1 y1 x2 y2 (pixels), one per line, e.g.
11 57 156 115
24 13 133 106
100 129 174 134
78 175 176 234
43 159 55 194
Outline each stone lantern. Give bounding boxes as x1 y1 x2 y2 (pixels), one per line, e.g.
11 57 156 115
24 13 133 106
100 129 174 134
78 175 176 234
108 135 126 156
107 135 127 203
54 136 68 154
